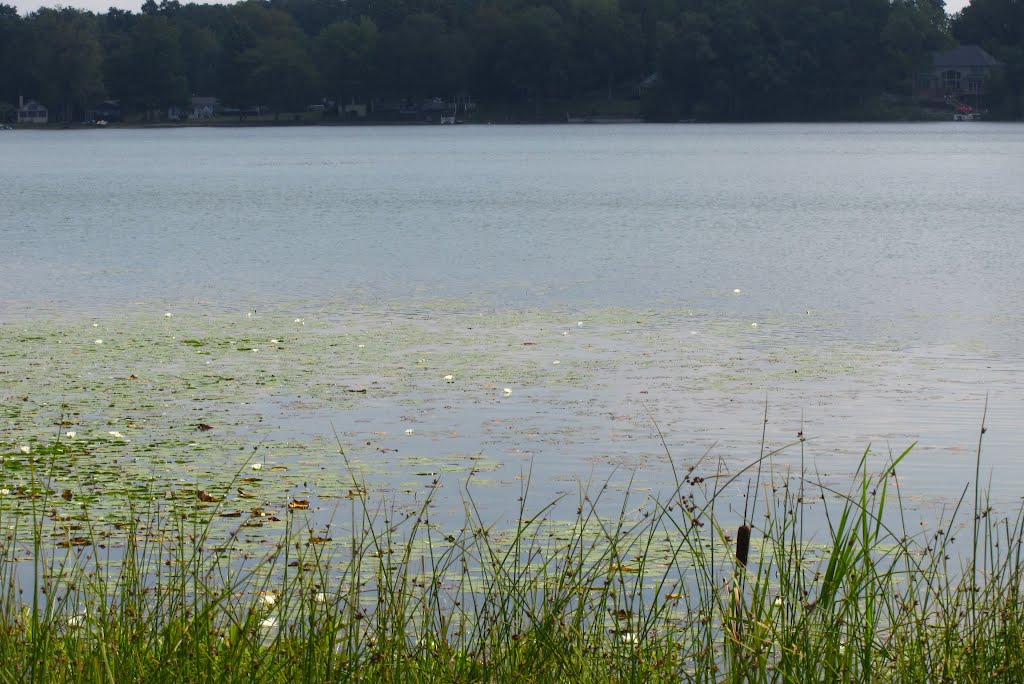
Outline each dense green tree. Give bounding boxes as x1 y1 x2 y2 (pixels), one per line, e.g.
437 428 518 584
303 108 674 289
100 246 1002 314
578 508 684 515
179 24 220 96
497 6 570 99
28 8 105 121
953 0 1024 47
347 0 408 32
567 0 643 98
0 4 28 112
464 3 512 98
216 4 306 108
243 37 319 116
882 1 952 91
374 12 467 98
106 15 188 117
314 17 379 103
6 0 1023 122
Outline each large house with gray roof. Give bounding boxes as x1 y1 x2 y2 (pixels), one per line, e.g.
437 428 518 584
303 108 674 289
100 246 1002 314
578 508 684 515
915 45 1001 108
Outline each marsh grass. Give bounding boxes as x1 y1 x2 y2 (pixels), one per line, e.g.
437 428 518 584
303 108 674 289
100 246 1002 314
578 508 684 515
2 421 1024 683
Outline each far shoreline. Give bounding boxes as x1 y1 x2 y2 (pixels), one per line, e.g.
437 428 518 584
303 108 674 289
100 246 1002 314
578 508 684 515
7 113 1002 131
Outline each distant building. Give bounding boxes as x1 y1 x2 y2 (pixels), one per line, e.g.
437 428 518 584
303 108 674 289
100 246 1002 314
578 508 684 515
87 100 122 122
342 102 367 118
190 96 218 118
16 97 48 124
915 45 1001 108
168 96 219 120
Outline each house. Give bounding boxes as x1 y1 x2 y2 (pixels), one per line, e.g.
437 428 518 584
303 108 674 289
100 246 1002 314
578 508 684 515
16 97 48 124
168 96 219 120
190 96 218 118
87 100 122 123
915 45 1001 107
635 73 659 98
342 102 367 118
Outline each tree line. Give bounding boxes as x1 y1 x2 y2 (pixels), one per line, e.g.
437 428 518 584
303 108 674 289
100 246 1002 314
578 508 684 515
0 0 1021 123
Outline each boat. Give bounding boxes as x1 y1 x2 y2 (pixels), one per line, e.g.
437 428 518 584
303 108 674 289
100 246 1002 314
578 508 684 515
440 100 462 124
951 101 979 121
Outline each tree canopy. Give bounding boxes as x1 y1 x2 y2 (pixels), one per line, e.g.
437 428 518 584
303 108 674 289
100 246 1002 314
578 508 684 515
0 0 1020 122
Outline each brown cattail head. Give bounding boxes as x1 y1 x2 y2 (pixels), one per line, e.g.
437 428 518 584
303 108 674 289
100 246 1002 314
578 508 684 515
736 524 751 567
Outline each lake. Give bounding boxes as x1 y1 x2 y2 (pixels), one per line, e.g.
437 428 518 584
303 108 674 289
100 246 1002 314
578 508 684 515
2 122 1024 531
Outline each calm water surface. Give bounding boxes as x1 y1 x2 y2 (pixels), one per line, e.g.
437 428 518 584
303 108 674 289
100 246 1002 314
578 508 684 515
2 123 1024 510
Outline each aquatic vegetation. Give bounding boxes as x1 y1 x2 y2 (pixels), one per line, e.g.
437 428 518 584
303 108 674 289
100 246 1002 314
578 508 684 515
0 305 1018 681
0 424 1021 682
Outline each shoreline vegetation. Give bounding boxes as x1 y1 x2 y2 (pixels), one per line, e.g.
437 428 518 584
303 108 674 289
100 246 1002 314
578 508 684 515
2 0 1023 127
4 428 1024 682
2 308 1020 680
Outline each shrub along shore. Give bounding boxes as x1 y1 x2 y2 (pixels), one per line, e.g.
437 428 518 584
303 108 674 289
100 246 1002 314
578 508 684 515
2 425 1023 683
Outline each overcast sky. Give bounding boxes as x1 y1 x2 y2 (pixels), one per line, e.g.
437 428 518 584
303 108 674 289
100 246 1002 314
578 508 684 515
11 0 975 17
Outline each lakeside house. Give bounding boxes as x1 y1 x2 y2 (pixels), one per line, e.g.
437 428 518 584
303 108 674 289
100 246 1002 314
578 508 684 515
167 96 219 120
86 100 122 123
16 97 48 124
914 44 1001 109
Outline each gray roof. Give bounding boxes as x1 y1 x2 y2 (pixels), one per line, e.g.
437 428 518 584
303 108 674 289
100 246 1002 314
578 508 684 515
933 45 1001 68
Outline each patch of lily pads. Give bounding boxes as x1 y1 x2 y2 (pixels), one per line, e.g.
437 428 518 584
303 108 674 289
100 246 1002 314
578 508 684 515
0 301 973 606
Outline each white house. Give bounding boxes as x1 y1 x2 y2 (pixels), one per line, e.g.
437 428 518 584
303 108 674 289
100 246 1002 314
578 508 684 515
168 96 219 121
16 97 48 124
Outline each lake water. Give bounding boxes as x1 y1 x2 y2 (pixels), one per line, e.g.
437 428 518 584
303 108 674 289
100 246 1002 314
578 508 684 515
2 123 1024 525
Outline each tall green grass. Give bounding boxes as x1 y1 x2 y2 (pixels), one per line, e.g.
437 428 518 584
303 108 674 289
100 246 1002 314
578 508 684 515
2 423 1023 683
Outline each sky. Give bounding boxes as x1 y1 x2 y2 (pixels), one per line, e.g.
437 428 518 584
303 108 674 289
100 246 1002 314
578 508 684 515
10 0 975 16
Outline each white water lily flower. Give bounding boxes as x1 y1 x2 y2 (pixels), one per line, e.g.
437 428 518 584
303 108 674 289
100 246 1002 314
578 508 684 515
0 489 10 496
270 339 279 344
404 429 415 435
246 311 253 318
552 360 560 365
65 431 76 438
294 318 305 325
577 321 583 326
358 344 365 348
94 339 103 344
260 616 277 630
313 592 330 605
260 593 278 607
734 288 742 294
751 322 758 327
164 312 172 318
619 632 639 645
251 463 263 470
773 597 784 607
503 388 512 396
690 331 698 335
93 323 99 327
251 348 259 352
67 613 87 628
562 331 569 336
444 374 454 382
19 445 30 454
108 431 124 439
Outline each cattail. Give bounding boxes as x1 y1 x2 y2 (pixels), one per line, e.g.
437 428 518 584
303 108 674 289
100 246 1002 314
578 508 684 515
736 524 751 567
